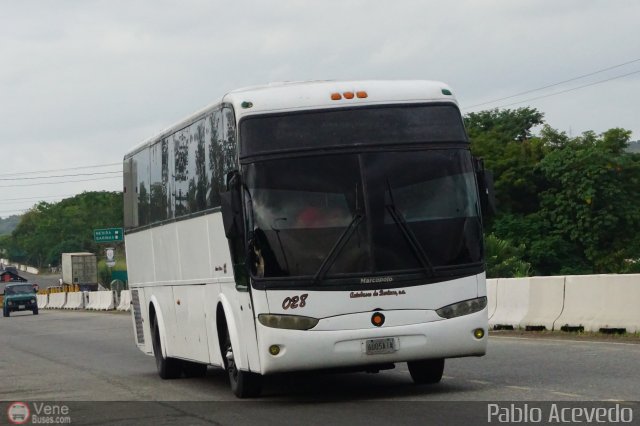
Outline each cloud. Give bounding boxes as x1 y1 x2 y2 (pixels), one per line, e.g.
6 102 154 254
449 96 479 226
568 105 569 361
1 0 639 216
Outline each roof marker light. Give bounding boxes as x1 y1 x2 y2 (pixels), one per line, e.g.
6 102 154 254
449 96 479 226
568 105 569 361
331 93 342 100
241 101 253 108
356 91 368 98
343 91 355 99
441 88 452 96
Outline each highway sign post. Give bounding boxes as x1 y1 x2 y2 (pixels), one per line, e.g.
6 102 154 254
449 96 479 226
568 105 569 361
105 247 116 268
94 228 124 243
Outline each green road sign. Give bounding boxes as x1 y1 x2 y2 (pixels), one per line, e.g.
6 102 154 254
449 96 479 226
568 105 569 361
94 228 124 243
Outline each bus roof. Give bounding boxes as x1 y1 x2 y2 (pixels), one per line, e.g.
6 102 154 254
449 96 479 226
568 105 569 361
125 80 458 157
224 80 457 115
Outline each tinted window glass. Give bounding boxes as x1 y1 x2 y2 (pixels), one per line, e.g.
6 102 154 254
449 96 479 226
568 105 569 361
173 128 190 217
163 137 175 220
222 107 238 178
185 119 207 213
245 149 481 280
207 109 224 207
150 142 166 222
5 285 34 295
240 105 466 158
245 155 368 278
132 149 150 226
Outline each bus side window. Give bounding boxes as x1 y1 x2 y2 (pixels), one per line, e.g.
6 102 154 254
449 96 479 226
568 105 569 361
133 148 150 227
123 157 135 228
207 109 224 208
222 107 238 175
187 119 207 213
174 128 190 217
150 141 167 223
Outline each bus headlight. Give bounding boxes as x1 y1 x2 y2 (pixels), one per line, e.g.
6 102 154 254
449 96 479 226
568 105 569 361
436 297 487 319
258 314 319 330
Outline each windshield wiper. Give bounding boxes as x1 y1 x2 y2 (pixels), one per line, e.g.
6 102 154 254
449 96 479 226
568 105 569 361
385 180 435 277
313 212 364 284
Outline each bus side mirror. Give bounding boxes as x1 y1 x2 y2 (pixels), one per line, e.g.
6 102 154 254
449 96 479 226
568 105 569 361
474 158 496 216
220 171 244 239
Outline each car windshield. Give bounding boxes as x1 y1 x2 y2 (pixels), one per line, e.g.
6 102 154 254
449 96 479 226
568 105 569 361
244 149 482 281
5 285 34 295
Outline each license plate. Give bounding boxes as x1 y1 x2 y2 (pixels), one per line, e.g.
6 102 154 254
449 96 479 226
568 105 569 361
19 305 25 310
364 337 397 355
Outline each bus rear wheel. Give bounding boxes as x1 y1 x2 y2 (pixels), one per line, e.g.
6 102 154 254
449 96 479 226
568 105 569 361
222 328 262 398
152 319 182 379
408 358 445 384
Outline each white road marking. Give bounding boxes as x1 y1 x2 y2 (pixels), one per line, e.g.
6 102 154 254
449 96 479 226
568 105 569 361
490 336 640 347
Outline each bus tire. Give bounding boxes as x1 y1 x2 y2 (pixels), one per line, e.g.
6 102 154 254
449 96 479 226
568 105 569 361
183 361 208 378
3 308 9 317
33 308 39 315
408 358 445 384
222 328 262 398
152 318 182 379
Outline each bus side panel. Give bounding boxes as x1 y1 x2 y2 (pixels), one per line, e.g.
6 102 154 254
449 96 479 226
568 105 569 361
176 217 213 281
217 280 261 373
125 232 155 288
152 224 181 283
172 284 210 362
130 286 153 355
204 282 224 367
146 285 179 358
206 212 233 281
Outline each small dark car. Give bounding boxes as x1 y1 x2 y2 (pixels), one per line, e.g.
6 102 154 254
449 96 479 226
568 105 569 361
3 282 39 317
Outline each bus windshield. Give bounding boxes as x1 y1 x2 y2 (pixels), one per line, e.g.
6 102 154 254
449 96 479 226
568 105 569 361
245 149 482 282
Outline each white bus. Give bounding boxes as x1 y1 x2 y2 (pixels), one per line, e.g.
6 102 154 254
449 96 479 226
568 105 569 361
123 80 493 398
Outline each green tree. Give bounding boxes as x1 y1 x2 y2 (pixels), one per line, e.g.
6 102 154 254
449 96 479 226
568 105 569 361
537 128 640 272
484 234 531 278
465 107 547 216
1 192 123 268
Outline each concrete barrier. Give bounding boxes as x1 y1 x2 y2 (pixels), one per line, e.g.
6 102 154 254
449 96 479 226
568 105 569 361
37 294 48 309
489 278 531 329
117 290 132 311
595 274 640 333
486 279 498 320
85 292 101 310
47 292 67 309
99 291 115 310
554 274 640 332
86 291 115 310
519 276 566 330
64 292 85 309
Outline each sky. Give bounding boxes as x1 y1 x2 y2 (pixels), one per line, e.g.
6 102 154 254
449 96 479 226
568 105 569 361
1 0 639 218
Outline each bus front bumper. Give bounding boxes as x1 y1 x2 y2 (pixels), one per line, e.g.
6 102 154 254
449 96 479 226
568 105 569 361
255 308 488 375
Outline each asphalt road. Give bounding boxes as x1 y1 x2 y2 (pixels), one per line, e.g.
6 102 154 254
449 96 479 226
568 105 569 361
1 310 639 424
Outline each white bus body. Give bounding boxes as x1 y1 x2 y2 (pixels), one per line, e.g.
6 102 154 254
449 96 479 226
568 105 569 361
124 80 489 397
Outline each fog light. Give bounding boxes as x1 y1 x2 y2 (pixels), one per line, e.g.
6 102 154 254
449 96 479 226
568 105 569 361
269 345 281 356
473 328 485 339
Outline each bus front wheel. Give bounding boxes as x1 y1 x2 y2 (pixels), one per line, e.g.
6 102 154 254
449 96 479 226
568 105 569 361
152 319 182 379
408 358 445 384
223 328 262 398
